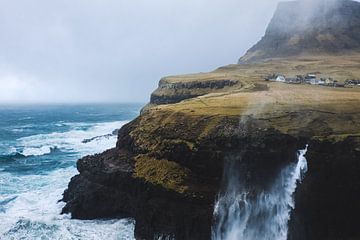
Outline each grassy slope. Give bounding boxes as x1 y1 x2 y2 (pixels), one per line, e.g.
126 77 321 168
133 54 360 193
164 54 360 84
152 54 360 135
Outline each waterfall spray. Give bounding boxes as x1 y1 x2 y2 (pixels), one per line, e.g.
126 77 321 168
212 145 308 240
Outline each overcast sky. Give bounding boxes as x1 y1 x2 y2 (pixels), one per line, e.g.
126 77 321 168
0 0 290 103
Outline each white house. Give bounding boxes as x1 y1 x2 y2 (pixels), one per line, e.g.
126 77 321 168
318 79 326 85
325 78 334 85
276 75 286 82
307 74 317 79
310 79 319 85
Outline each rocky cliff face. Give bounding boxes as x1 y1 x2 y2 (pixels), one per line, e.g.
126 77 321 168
289 137 360 240
150 78 240 105
61 111 308 239
61 0 360 238
62 77 360 239
239 0 360 63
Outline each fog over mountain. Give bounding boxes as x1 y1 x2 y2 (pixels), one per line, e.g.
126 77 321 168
240 0 360 62
0 0 358 103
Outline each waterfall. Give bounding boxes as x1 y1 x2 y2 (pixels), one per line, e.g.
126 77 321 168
212 146 308 240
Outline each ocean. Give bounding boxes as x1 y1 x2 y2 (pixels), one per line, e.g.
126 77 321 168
0 104 142 240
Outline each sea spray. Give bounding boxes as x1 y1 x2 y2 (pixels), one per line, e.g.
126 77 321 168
212 145 308 240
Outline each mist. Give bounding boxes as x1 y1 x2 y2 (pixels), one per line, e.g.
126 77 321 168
0 0 357 104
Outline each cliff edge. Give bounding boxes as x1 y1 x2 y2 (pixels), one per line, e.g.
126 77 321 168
62 1 360 239
62 57 360 239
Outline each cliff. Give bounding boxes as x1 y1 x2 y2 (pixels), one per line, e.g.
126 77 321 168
62 1 360 239
239 0 360 63
62 55 360 239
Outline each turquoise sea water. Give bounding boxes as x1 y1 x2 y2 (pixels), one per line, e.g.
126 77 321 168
0 104 142 240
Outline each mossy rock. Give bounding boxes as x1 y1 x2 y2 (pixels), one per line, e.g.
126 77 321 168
134 155 192 194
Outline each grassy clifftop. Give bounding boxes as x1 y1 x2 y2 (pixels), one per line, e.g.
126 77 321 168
148 54 360 109
148 54 360 134
62 54 360 239
131 54 360 194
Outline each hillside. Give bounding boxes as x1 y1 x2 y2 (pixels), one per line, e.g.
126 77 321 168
240 0 360 63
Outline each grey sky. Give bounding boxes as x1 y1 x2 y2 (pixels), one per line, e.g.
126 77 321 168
0 0 325 103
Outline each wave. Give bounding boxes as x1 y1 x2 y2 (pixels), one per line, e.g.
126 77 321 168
0 106 138 239
0 146 18 156
19 117 33 121
0 153 26 165
2 218 135 240
7 124 36 132
0 167 135 239
17 121 127 157
2 145 58 158
11 128 24 133
0 196 17 213
7 147 17 155
21 146 53 157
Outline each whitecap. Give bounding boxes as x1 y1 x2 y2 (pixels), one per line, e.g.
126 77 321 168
19 117 33 121
2 218 135 240
21 146 52 157
6 147 17 155
17 121 127 157
0 120 135 239
0 167 135 239
11 128 24 133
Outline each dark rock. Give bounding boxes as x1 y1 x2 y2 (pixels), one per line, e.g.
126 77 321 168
288 137 360 240
239 0 360 63
62 114 306 239
150 79 240 105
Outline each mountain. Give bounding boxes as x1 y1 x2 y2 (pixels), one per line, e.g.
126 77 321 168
239 0 360 63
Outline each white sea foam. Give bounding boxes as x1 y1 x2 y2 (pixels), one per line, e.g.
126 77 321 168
0 168 135 240
11 128 24 133
6 147 17 155
22 146 52 156
19 121 127 157
0 120 135 239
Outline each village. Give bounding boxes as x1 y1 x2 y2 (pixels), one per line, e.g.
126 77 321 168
264 73 360 88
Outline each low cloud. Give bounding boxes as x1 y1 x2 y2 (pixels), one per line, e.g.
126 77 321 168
0 0 357 103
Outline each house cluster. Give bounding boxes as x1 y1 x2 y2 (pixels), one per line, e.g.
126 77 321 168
264 73 345 87
345 79 360 86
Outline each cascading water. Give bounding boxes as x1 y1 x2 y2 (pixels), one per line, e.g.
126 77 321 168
212 145 308 240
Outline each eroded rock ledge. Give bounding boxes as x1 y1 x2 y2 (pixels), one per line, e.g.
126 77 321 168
150 77 242 105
